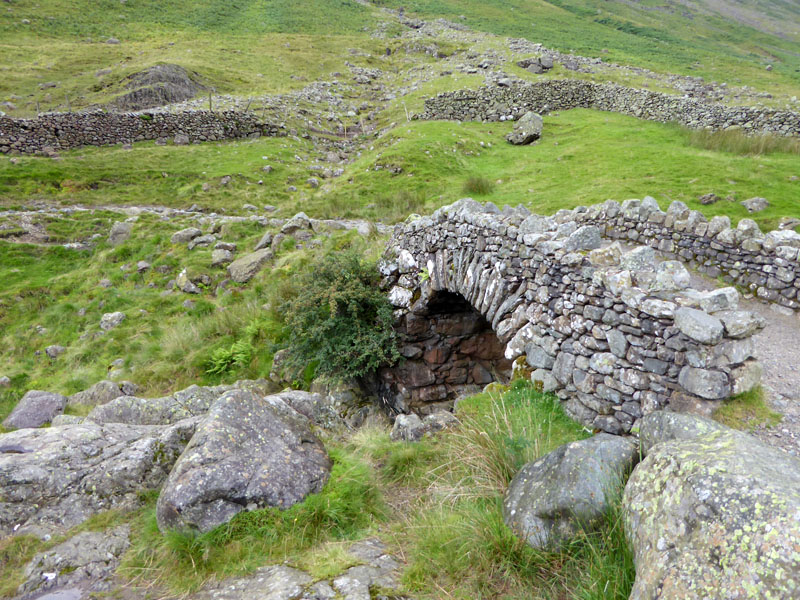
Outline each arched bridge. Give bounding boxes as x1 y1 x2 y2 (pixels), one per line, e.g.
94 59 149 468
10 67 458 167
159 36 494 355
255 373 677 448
379 198 766 434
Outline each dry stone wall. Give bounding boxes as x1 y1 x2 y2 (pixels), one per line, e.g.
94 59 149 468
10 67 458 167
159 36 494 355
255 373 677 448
381 198 765 434
417 79 800 136
0 111 283 155
572 198 800 311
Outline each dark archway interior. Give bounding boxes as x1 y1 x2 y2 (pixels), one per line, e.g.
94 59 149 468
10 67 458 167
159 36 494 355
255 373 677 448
377 290 513 414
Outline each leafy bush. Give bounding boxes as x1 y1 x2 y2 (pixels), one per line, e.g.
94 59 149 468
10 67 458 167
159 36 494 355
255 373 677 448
280 250 399 382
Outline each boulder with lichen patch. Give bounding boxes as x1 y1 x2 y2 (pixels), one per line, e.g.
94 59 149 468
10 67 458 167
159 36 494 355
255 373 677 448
624 411 800 600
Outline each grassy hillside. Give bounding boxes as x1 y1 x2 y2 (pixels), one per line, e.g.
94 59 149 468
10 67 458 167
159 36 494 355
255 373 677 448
377 0 800 90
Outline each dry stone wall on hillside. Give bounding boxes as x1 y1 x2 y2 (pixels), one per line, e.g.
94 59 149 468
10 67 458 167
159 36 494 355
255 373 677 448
417 79 800 136
381 198 767 433
0 110 283 154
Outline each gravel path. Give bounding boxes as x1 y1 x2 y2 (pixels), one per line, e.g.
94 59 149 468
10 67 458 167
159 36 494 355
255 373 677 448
690 273 800 455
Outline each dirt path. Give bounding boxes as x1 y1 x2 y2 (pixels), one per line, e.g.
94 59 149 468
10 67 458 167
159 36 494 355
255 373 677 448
690 273 800 455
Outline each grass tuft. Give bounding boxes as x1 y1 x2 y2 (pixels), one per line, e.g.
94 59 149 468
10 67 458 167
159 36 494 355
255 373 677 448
714 386 782 431
463 175 495 195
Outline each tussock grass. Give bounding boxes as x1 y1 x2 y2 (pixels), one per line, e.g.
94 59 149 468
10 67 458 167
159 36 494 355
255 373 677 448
463 175 495 196
354 380 633 599
687 128 800 156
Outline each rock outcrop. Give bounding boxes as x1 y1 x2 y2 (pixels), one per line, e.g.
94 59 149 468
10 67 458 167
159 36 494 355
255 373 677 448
0 419 195 536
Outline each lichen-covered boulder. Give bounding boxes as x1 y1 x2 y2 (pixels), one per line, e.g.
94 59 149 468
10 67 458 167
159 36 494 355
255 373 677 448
506 111 543 145
504 434 639 548
624 412 800 600
3 390 66 429
156 389 331 533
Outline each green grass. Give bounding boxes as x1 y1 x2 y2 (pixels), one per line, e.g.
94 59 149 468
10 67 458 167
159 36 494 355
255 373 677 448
714 386 783 431
310 111 800 231
687 128 800 157
120 448 385 595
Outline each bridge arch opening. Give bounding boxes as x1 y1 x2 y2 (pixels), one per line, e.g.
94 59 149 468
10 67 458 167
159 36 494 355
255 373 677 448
377 289 513 414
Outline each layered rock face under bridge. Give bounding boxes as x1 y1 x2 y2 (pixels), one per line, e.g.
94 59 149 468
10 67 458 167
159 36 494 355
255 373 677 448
379 198 772 433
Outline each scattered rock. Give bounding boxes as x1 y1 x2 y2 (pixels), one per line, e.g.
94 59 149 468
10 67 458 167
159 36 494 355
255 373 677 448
45 345 65 359
390 411 459 442
741 196 770 213
504 434 638 548
211 248 234 267
506 111 543 145
100 311 126 331
3 390 67 430
698 193 721 205
171 227 202 244
227 249 273 283
176 269 201 294
0 376 10 388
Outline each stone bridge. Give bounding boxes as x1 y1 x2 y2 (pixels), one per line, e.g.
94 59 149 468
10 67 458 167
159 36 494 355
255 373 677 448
378 198 775 433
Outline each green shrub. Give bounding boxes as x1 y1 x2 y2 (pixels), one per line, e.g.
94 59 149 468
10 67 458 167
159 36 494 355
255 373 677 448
280 250 399 382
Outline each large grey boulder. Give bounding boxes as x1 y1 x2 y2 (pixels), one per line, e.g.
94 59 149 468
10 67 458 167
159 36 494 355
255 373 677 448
18 525 131 597
0 419 195 536
506 111 543 145
503 434 639 548
156 390 331 533
3 390 66 429
227 249 273 283
625 412 800 600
